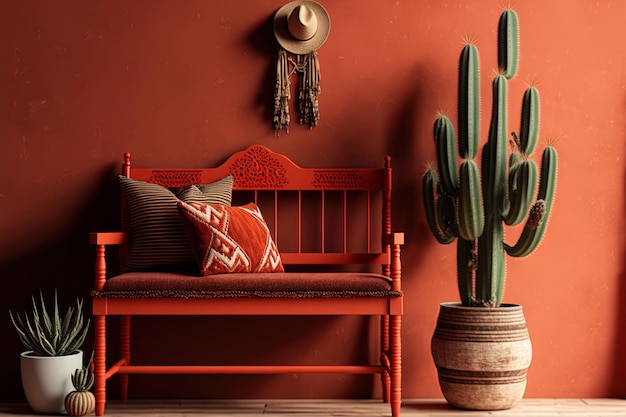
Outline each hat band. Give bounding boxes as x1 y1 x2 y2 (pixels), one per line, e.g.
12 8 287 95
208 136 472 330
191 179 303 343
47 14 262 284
290 26 317 41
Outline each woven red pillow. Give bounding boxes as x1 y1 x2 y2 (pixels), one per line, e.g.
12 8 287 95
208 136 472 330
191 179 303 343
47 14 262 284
177 201 284 276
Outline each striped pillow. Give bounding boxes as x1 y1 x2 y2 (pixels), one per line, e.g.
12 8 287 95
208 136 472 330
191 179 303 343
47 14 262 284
119 175 233 271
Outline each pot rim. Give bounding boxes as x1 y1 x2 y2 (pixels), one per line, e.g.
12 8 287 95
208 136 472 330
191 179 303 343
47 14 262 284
439 301 523 310
20 349 83 359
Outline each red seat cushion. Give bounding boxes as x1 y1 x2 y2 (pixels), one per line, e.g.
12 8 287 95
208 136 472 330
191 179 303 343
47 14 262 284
99 271 393 296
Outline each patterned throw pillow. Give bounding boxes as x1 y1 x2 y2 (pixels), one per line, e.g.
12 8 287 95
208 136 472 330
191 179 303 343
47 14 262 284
119 175 233 271
177 201 284 276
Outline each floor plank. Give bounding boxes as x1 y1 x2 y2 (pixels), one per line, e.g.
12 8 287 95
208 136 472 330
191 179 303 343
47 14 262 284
0 399 624 416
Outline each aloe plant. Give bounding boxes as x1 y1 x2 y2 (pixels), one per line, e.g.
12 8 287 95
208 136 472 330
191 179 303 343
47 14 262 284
9 290 90 356
423 9 557 307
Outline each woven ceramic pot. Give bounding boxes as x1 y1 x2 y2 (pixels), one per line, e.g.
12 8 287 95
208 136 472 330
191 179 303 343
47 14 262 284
431 302 532 410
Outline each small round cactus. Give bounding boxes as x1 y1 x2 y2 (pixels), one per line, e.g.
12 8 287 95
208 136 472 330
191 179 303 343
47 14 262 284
65 353 95 416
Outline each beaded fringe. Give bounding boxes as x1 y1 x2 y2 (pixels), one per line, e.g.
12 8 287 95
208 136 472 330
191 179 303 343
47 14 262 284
92 289 403 299
273 48 321 135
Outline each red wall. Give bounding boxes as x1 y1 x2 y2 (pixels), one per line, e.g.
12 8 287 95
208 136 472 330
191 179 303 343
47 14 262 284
2 0 625 401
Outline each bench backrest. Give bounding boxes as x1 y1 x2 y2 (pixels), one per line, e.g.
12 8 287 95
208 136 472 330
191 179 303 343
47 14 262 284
122 144 393 270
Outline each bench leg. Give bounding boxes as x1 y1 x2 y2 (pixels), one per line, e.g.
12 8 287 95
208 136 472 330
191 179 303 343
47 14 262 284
94 315 106 416
380 315 391 403
119 315 131 402
390 314 402 417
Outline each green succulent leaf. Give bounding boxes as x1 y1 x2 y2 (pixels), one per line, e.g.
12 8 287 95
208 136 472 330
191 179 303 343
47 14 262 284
9 291 90 357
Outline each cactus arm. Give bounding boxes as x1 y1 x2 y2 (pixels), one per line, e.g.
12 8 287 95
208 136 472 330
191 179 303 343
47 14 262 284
423 169 456 244
457 238 475 306
498 9 519 79
537 146 558 210
485 75 508 215
505 146 557 257
458 160 485 240
504 160 538 226
434 115 459 196
509 150 522 167
519 87 539 155
458 44 480 159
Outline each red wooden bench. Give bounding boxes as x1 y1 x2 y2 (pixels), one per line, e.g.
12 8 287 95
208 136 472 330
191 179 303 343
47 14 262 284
90 144 404 416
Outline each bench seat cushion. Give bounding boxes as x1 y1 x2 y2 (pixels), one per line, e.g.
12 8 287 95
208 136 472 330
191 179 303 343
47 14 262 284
94 271 399 298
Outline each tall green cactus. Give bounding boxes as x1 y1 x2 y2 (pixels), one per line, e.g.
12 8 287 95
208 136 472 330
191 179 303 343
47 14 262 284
423 9 557 307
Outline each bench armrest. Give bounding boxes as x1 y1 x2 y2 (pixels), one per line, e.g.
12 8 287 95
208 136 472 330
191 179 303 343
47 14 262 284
90 232 127 245
383 232 404 292
90 232 127 291
383 232 404 246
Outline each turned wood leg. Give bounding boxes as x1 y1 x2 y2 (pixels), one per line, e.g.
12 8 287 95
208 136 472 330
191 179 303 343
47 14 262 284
380 315 391 403
94 315 106 416
390 314 402 417
119 315 131 402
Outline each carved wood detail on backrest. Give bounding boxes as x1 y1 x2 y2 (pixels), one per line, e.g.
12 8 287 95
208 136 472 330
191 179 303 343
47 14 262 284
312 171 366 189
228 145 288 188
146 171 202 188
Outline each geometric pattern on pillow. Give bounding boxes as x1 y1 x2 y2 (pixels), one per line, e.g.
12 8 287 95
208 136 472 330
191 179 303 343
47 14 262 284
119 175 233 271
176 201 284 276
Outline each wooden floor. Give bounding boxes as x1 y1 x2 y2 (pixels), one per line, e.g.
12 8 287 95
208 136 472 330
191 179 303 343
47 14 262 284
1 399 625 416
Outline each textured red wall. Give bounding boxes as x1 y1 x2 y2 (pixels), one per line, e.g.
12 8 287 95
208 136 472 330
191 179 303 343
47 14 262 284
1 0 625 401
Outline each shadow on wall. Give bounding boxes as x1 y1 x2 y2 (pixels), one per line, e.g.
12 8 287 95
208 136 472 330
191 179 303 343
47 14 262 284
611 136 626 398
1 166 119 400
244 12 281 135
123 315 376 400
385 61 437 265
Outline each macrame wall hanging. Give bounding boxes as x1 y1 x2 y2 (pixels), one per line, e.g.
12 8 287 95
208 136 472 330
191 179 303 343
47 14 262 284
273 1 330 136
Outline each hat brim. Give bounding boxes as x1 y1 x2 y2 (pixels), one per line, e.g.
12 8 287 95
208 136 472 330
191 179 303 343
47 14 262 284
274 1 330 55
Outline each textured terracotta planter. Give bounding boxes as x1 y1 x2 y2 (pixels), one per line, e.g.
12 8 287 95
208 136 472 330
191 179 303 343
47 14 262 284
431 302 532 410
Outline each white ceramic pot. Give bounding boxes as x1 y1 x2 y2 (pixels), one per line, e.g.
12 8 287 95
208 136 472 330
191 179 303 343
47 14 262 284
20 350 83 414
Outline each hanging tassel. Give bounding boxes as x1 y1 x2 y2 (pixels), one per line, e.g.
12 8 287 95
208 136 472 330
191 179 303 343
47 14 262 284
299 51 320 129
308 51 320 128
273 49 290 135
273 49 321 133
297 54 307 126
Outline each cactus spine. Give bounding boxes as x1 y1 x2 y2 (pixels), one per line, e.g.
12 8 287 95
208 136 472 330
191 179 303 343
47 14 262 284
423 9 557 307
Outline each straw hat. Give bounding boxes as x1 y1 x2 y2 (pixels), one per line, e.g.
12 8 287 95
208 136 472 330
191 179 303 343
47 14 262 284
274 1 330 55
